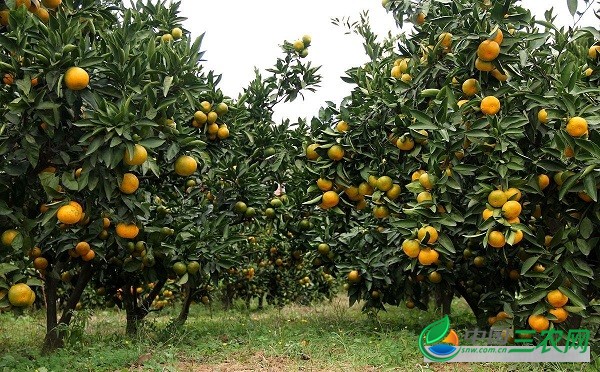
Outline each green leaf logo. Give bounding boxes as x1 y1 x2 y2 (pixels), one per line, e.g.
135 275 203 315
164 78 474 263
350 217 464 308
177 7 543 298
425 315 451 344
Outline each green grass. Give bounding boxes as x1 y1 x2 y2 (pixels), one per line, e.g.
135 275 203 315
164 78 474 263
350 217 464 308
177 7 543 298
0 296 597 371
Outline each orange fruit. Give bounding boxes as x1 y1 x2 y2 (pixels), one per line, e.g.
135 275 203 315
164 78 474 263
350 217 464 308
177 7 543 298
566 116 588 137
507 216 520 224
327 145 344 161
488 190 507 208
199 101 212 113
102 217 111 229
547 289 568 307
418 248 439 265
589 45 600 59
578 192 593 202
217 125 230 139
33 257 48 270
416 191 432 203
462 78 478 97
417 225 438 244
528 314 549 332
42 0 61 9
391 65 402 78
0 10 9 27
119 173 139 194
3 73 14 85
402 239 421 258
345 186 362 201
75 241 91 256
482 208 493 220
348 270 361 283
411 169 425 181
511 230 524 245
386 184 401 200
538 109 548 124
505 187 522 200
394 58 409 72
174 155 197 176
81 250 95 262
474 58 495 72
336 120 349 132
549 307 568 323
1 229 18 246
418 172 434 190
438 32 452 48
35 7 49 23
116 223 140 239
123 144 148 166
207 123 219 135
502 200 522 219
358 182 374 196
415 12 425 25
64 67 89 91
8 283 35 307
372 205 390 219
376 176 393 192
488 231 506 248
321 191 340 209
194 111 208 125
206 111 218 124
400 74 412 82
538 174 550 190
317 178 333 191
396 136 415 151
428 271 442 283
480 96 500 115
477 40 500 61
306 144 319 160
57 204 82 224
563 146 575 158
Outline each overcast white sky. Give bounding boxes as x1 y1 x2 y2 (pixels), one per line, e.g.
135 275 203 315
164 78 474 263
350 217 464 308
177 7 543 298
177 0 598 122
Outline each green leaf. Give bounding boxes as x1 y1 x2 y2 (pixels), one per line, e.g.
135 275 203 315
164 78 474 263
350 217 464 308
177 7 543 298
566 0 577 16
519 290 548 305
520 256 539 275
580 218 592 239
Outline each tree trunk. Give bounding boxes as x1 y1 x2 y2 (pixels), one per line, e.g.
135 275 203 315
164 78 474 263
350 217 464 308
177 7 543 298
42 271 61 354
123 284 139 335
441 284 453 316
58 263 93 332
175 283 195 326
123 277 167 335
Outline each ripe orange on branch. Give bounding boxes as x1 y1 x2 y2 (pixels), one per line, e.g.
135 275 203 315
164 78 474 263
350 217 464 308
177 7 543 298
64 67 89 91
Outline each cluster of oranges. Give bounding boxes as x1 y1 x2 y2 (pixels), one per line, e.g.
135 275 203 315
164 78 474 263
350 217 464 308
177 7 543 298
191 100 230 141
67 241 95 262
292 35 312 58
528 289 570 332
0 0 61 27
390 57 413 82
482 188 523 249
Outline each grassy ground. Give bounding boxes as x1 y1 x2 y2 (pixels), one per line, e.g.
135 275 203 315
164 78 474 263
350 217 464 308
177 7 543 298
0 296 597 371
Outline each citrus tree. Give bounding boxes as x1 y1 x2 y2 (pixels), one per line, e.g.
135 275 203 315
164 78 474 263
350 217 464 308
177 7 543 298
304 0 600 338
0 0 247 350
